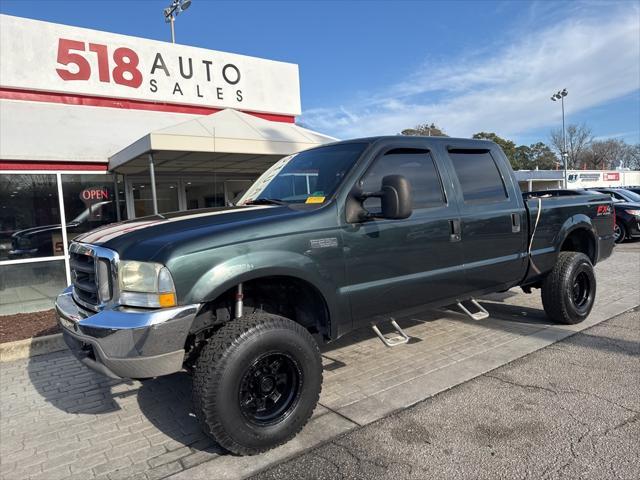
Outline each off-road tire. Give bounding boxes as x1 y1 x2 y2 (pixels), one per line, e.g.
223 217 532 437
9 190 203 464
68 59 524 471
541 252 596 325
192 312 322 455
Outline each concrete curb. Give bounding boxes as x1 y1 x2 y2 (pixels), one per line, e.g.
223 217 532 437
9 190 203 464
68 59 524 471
0 333 66 362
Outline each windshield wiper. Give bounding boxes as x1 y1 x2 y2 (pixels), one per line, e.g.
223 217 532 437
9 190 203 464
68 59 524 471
243 198 288 206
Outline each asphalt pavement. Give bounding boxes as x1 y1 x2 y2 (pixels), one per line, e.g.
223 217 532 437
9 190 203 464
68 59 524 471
251 306 640 480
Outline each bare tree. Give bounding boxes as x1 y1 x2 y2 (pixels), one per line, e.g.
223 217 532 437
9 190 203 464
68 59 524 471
619 143 640 169
549 123 593 169
581 139 624 169
401 123 448 137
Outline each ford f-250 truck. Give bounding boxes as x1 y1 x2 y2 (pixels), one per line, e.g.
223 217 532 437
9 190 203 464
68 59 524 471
56 136 614 455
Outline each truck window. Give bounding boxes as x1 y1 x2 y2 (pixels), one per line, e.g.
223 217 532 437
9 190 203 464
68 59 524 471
448 149 508 203
361 148 445 212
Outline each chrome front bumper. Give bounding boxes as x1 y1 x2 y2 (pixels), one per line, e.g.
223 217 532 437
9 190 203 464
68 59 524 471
55 286 201 379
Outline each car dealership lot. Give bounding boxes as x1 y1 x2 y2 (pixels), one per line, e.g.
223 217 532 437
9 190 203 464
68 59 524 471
1 241 638 480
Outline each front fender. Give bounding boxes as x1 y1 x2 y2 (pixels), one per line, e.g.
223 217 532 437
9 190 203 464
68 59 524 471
183 250 347 339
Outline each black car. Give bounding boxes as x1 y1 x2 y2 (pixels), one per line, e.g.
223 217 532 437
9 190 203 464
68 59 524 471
623 185 640 195
588 188 640 243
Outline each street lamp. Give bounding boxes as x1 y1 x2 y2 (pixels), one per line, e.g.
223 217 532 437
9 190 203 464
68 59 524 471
550 88 568 188
163 0 192 43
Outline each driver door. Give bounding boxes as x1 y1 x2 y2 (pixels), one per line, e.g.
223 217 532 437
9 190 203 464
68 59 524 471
341 145 464 325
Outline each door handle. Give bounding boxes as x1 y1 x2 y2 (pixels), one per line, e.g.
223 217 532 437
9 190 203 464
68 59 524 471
449 219 461 242
511 213 521 233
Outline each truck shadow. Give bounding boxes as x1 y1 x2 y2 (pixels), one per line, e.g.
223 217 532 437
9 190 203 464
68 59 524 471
26 350 224 455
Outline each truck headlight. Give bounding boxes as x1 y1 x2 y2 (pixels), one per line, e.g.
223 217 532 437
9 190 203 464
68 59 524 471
118 260 177 308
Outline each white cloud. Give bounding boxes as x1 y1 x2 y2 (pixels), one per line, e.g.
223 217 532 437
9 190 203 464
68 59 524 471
301 5 640 141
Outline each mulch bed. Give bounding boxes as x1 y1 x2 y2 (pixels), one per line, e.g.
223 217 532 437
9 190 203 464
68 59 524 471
0 309 60 344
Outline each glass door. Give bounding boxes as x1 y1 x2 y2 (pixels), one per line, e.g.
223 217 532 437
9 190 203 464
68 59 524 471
131 180 179 217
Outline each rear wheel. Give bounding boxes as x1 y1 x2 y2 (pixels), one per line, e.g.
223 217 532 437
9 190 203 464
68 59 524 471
192 312 322 455
614 223 626 243
541 252 596 325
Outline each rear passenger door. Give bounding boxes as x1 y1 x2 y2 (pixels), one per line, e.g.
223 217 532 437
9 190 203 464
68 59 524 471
342 145 465 324
444 146 527 293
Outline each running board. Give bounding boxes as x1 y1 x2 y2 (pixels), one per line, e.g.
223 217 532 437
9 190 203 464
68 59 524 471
456 299 489 321
372 318 410 347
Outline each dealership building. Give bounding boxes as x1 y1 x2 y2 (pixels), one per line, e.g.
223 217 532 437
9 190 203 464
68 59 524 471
0 14 334 314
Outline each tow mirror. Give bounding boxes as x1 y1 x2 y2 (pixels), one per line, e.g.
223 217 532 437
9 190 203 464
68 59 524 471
379 175 413 220
345 174 413 223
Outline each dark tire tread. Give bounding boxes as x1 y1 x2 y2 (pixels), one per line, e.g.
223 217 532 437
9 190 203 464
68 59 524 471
192 313 322 455
541 251 594 325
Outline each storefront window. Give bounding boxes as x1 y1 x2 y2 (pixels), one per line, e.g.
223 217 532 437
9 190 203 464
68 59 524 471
132 181 179 216
0 174 61 260
185 178 225 209
61 174 126 241
0 261 67 315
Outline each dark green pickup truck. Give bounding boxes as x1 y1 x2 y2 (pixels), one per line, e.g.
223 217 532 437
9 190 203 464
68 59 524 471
56 136 614 454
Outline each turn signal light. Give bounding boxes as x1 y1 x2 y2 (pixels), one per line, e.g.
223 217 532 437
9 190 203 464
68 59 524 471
158 292 177 308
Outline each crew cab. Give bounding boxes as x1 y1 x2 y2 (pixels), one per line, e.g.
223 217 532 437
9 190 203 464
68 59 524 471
56 136 614 455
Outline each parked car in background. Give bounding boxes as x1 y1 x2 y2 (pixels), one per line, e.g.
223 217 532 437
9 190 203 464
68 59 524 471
9 201 116 258
587 188 640 243
622 186 640 195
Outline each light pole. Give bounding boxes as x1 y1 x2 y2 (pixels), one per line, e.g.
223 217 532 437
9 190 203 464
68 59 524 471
163 0 192 43
550 88 568 188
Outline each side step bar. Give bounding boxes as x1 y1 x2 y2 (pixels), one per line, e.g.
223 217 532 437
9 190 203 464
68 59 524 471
372 318 410 347
456 299 489 321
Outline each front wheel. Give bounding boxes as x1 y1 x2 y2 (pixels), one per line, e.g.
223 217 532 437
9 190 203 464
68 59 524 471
614 223 626 243
541 252 596 325
192 312 323 455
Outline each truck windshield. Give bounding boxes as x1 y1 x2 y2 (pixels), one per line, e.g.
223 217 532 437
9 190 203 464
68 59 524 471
237 143 367 206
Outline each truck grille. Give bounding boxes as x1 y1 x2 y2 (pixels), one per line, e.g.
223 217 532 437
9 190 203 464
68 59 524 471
70 252 99 306
69 242 117 310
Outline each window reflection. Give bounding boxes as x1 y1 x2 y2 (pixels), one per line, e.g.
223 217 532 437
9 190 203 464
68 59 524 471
0 174 61 260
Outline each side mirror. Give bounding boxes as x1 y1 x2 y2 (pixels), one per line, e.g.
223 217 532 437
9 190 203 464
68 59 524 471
345 174 413 223
379 175 413 219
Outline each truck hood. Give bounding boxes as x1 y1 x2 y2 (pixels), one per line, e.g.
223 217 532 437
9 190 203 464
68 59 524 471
12 224 62 239
73 205 293 259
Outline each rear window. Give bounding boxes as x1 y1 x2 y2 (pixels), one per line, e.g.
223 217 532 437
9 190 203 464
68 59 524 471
448 149 508 203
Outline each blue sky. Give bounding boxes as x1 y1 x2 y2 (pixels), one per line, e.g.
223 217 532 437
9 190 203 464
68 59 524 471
1 0 639 145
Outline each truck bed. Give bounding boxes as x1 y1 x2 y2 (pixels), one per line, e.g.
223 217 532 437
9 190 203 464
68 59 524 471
523 190 614 282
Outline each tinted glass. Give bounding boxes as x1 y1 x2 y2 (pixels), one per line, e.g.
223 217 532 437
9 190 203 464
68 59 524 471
61 174 126 241
361 148 445 211
0 174 61 260
238 143 368 205
448 150 508 203
618 189 640 202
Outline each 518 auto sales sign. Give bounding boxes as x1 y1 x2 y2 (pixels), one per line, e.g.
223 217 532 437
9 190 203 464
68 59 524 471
0 15 301 116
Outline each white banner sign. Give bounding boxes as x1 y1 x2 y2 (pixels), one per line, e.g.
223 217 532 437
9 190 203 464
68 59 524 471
0 14 301 116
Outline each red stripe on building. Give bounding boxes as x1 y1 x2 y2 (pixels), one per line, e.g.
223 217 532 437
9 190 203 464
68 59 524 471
0 160 108 171
0 87 296 123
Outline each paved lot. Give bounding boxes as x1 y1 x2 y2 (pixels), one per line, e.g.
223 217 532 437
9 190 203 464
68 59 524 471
252 307 640 480
0 241 638 480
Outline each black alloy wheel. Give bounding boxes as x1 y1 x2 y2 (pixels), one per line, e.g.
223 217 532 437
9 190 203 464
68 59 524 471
239 352 301 426
613 223 626 243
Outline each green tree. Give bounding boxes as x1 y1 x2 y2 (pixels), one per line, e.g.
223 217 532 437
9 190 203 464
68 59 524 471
471 132 519 169
401 123 448 137
526 142 559 170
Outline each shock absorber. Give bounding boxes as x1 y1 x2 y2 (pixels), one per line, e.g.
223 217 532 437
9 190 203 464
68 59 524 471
235 283 244 319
